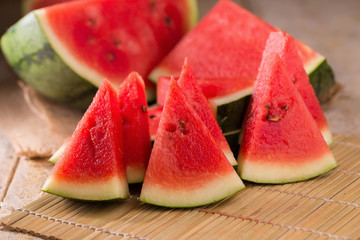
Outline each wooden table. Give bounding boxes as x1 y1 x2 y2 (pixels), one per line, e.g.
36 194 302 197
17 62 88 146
1 0 359 239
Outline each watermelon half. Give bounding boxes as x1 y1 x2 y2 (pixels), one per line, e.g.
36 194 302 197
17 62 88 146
140 78 244 207
1 0 198 107
118 72 151 183
263 32 333 145
150 0 335 131
177 59 237 166
237 52 337 184
42 80 129 200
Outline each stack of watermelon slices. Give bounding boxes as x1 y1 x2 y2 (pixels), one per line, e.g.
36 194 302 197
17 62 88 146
43 69 244 206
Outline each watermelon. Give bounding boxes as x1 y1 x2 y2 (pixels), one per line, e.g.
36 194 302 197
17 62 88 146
237 52 337 184
140 78 244 207
118 72 151 183
42 80 129 200
1 0 198 108
263 32 333 145
150 0 335 130
177 59 237 166
156 75 252 133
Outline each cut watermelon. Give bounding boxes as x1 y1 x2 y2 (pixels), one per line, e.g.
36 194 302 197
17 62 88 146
263 32 333 145
1 0 198 107
150 0 335 102
140 78 244 207
42 80 129 200
177 59 237 166
118 72 151 183
237 52 337 184
156 76 252 133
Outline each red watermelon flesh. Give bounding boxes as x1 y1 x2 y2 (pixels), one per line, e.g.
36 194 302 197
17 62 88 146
150 0 323 94
140 78 244 207
118 72 151 184
148 105 163 141
237 53 337 184
157 76 254 106
177 59 237 166
263 32 332 145
36 0 196 92
42 80 129 200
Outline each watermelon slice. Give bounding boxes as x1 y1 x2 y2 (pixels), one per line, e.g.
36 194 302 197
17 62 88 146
42 80 129 200
150 0 335 103
140 78 244 207
237 52 337 184
118 72 151 184
177 59 237 166
1 0 198 107
263 32 333 145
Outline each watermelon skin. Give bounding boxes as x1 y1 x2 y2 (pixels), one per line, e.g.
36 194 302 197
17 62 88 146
42 80 129 200
118 72 151 184
22 0 79 14
237 52 337 184
177 59 237 166
264 32 333 145
140 78 244 208
149 0 336 102
1 0 198 108
0 13 97 109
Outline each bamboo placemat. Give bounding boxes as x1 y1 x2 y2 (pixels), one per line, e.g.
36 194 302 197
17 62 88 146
1 134 360 240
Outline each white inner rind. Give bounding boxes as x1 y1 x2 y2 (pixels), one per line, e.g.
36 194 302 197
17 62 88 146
42 175 129 200
223 149 238 166
140 172 245 207
320 126 334 146
238 152 337 184
304 54 325 75
126 166 146 184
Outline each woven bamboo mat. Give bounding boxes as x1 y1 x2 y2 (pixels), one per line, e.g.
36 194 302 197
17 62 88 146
1 134 359 240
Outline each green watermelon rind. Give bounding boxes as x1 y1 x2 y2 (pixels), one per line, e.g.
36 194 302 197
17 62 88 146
42 175 130 201
238 152 338 184
140 173 245 208
1 12 98 109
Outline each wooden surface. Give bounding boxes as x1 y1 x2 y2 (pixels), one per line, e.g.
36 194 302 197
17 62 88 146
1 0 359 239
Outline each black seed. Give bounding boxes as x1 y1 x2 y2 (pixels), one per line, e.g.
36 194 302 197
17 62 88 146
282 106 289 111
149 115 156 119
164 16 171 25
265 103 271 109
142 105 147 113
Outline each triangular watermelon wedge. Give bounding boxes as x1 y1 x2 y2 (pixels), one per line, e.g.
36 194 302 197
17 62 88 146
140 78 244 207
237 52 337 184
118 72 151 184
178 59 237 166
263 32 333 145
42 80 129 200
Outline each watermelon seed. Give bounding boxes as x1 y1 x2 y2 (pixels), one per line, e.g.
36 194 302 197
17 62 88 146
291 77 296 83
282 106 289 111
149 114 156 119
267 115 281 122
114 40 121 47
265 103 271 109
87 18 95 26
107 53 115 62
164 16 171 25
149 0 156 12
142 105 147 113
179 120 188 135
